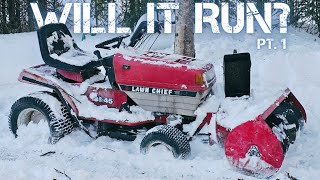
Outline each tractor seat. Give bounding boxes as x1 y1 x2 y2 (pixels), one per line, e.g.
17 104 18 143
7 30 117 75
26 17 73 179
37 23 102 82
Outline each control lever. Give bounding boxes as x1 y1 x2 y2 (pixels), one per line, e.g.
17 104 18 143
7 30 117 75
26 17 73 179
93 49 113 69
94 50 102 59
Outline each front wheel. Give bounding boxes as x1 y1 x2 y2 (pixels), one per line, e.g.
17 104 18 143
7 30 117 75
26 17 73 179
140 125 191 159
9 92 74 144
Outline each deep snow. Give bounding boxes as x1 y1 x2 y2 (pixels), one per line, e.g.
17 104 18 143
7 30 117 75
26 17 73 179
0 27 320 179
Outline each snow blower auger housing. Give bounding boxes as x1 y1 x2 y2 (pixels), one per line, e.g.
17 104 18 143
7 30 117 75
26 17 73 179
9 23 307 178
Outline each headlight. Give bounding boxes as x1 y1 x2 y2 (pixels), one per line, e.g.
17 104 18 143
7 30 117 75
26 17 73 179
195 73 204 85
203 68 216 83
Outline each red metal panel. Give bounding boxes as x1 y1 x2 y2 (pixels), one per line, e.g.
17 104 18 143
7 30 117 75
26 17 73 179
225 120 283 177
19 65 80 114
216 124 230 147
85 87 127 109
193 113 213 137
56 69 84 83
113 53 213 92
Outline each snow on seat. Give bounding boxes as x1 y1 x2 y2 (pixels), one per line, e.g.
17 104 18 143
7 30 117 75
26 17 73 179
37 23 101 72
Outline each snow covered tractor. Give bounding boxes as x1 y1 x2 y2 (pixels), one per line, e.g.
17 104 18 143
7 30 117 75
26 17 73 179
9 22 306 178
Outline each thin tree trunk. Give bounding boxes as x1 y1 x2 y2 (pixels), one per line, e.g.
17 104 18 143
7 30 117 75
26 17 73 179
8 0 15 32
16 0 21 32
94 0 98 26
38 0 47 18
174 0 195 57
129 0 136 28
53 0 56 11
316 0 320 36
1 0 8 33
257 0 264 17
289 0 295 25
27 0 36 31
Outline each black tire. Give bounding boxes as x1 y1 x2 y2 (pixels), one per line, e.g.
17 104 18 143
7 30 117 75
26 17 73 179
140 125 191 159
9 92 74 144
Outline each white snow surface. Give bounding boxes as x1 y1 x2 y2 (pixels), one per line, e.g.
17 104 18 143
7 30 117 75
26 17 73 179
0 28 320 179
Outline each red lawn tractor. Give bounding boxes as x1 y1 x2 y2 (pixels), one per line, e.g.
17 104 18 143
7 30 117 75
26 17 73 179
8 22 306 178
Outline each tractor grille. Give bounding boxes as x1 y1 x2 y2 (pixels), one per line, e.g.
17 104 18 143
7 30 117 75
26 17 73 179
123 88 211 116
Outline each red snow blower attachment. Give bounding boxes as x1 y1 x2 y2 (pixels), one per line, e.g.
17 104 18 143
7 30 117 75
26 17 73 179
217 51 307 178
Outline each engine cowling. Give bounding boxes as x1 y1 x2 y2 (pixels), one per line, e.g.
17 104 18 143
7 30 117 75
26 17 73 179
113 49 216 116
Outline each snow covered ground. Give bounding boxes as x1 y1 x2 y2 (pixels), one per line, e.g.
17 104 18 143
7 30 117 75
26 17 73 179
0 28 320 179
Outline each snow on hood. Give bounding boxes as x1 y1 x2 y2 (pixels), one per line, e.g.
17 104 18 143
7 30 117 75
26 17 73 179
117 47 212 70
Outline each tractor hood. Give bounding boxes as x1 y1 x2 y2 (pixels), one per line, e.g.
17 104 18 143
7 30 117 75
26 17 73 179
114 48 216 91
113 48 216 116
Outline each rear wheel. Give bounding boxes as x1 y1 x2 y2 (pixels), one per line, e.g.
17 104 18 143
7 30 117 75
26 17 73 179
140 125 191 159
9 92 74 144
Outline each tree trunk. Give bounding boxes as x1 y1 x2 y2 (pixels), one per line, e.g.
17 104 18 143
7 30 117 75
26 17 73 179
174 0 195 57
94 0 98 26
8 0 15 32
16 0 21 32
93 0 105 26
129 0 137 28
315 0 320 36
53 0 56 11
27 0 36 31
289 0 295 25
1 0 8 33
257 0 264 15
38 0 47 18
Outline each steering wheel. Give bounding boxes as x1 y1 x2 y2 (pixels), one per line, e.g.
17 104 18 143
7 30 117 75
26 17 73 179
95 34 130 50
